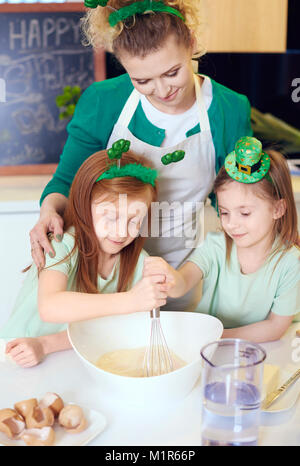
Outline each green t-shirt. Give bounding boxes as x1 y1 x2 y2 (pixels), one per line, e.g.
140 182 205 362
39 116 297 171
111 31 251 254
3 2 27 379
0 229 148 338
188 232 300 328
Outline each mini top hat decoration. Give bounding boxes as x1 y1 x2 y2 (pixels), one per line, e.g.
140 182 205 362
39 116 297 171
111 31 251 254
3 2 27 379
224 136 271 184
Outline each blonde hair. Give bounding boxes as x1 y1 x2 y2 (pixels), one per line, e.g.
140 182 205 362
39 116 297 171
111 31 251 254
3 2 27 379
81 0 206 58
214 149 299 264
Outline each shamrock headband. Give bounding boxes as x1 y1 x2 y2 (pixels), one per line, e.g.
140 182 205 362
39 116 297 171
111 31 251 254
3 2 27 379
95 139 158 187
96 163 157 186
84 0 185 27
224 136 271 184
96 139 186 186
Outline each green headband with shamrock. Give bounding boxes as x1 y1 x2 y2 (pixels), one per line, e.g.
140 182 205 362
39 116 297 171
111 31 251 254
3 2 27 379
96 163 158 186
84 0 185 27
96 139 158 187
224 136 271 184
96 139 185 186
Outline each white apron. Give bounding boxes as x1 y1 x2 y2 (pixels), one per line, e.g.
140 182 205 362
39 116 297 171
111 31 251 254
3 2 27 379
106 75 216 311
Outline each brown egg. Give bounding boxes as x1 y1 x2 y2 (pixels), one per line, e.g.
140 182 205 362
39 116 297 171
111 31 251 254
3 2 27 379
39 392 64 417
14 398 38 418
25 405 54 429
58 405 87 434
21 426 55 446
0 408 25 439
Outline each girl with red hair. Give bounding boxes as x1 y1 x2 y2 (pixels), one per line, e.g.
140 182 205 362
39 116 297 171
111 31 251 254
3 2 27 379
1 145 167 367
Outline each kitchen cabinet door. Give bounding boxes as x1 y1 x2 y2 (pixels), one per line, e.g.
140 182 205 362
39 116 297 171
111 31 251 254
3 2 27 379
203 0 288 52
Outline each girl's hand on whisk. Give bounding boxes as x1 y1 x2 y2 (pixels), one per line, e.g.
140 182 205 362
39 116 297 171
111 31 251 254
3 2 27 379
143 258 177 295
143 256 173 280
128 275 168 312
143 256 192 298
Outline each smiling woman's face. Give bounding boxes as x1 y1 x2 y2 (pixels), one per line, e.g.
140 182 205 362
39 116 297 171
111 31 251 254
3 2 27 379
118 34 196 114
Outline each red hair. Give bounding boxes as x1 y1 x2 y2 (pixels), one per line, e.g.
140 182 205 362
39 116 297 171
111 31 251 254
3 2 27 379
60 150 157 293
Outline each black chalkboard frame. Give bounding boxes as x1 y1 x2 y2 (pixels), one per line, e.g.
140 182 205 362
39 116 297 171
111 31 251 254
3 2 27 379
0 3 106 176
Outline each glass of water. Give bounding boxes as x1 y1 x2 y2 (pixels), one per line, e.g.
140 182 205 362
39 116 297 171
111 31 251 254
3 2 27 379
200 338 266 446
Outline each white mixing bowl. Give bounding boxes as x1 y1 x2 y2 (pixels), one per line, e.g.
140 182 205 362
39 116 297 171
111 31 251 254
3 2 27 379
68 311 223 406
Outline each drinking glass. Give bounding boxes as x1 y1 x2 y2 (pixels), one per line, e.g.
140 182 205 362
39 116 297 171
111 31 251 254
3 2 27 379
200 338 266 446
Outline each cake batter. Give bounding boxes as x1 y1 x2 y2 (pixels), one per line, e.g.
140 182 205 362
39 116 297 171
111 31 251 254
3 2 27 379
96 347 186 377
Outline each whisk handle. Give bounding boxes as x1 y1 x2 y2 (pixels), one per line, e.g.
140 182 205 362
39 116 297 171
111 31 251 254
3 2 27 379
150 308 160 319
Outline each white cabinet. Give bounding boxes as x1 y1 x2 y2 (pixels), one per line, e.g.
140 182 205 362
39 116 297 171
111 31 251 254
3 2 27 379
0 201 39 327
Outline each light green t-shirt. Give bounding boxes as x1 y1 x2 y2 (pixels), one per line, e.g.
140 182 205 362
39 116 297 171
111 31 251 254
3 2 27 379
188 232 300 328
0 229 148 338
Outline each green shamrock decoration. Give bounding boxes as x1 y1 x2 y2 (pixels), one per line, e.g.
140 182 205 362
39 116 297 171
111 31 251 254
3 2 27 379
84 0 108 8
107 139 131 160
161 150 185 165
55 86 81 120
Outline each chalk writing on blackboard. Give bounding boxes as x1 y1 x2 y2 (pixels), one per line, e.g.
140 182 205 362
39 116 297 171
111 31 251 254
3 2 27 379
0 12 95 167
8 17 82 50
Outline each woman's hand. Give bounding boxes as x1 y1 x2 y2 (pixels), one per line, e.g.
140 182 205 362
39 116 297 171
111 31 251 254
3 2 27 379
30 211 64 269
128 275 169 312
5 338 46 368
29 193 68 269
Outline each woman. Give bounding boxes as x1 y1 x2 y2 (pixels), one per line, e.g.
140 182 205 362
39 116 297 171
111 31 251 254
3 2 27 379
30 0 252 310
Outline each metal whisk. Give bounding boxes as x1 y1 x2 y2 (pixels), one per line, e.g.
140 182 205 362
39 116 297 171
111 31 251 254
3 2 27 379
143 308 174 377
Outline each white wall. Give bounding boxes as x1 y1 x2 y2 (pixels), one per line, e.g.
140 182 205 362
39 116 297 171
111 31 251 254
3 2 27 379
0 201 39 327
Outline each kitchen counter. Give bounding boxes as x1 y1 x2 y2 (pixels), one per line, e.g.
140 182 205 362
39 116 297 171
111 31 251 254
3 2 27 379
1 323 300 446
0 175 52 202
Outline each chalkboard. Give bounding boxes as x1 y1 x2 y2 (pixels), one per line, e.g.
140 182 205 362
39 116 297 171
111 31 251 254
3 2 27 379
0 4 105 175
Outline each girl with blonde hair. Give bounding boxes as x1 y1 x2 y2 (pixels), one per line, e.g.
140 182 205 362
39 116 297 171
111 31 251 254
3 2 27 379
30 0 253 311
144 137 300 342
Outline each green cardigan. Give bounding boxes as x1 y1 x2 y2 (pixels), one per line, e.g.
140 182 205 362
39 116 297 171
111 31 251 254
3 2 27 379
40 73 252 205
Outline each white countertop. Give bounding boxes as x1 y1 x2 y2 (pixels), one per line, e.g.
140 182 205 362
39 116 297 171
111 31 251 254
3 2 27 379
1 323 300 447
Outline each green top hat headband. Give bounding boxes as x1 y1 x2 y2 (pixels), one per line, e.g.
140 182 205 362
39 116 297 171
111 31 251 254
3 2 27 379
224 136 271 184
84 0 185 27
